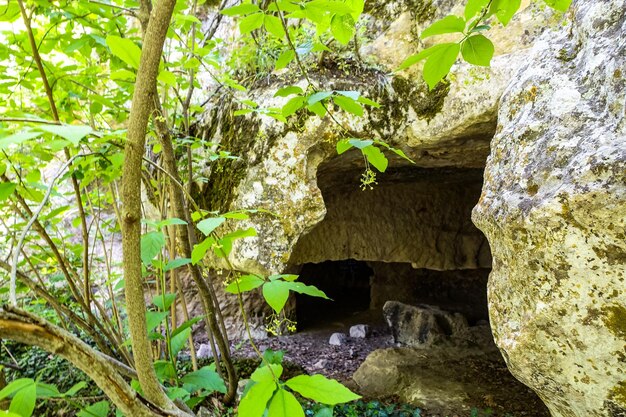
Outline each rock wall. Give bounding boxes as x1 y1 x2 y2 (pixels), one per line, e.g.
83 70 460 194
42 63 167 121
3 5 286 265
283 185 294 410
472 1 626 416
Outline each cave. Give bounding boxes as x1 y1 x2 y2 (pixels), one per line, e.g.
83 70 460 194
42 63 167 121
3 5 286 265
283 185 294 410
287 152 493 332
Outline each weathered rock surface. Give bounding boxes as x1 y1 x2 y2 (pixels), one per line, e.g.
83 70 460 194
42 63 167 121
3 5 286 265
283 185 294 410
472 1 626 416
353 346 550 416
383 301 494 348
350 324 370 339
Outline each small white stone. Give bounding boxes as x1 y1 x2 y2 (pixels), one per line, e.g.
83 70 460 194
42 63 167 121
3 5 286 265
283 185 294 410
329 332 347 346
349 324 370 338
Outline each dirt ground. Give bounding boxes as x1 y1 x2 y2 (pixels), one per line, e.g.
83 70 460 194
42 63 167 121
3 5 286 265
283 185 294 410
226 310 550 417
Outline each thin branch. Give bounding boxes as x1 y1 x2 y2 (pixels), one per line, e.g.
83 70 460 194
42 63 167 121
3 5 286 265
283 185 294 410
0 117 61 125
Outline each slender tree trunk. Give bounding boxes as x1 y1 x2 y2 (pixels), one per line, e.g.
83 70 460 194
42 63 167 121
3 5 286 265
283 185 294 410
121 0 189 413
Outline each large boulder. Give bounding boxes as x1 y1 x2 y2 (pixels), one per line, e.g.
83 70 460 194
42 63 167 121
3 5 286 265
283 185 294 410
472 1 626 416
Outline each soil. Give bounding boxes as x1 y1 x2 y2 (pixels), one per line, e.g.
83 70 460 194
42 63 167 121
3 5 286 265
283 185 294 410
223 310 551 417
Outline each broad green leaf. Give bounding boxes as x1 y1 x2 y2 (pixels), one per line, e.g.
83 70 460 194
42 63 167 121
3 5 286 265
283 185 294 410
223 211 250 220
158 217 188 227
461 34 494 66
285 374 361 405
268 274 298 282
307 101 327 117
490 0 521 26
251 363 283 382
62 381 87 397
140 231 165 266
422 42 460 90
330 13 355 45
362 145 388 172
221 3 261 16
196 217 225 235
336 139 353 154
274 86 303 97
9 382 36 417
145 310 169 333
0 131 43 150
191 236 215 264
420 15 466 39
110 69 136 81
275 50 296 70
170 327 191 357
282 96 307 117
0 182 17 202
154 361 177 381
39 125 93 146
35 383 61 398
171 317 203 338
307 91 333 105
0 379 33 401
77 401 110 417
267 389 305 417
262 280 291 313
333 95 363 116
396 43 453 71
465 0 490 19
348 139 374 149
358 96 381 108
106 35 142 69
264 14 286 38
336 90 360 99
239 13 265 34
543 0 572 11
314 407 334 417
0 411 23 417
284 281 330 299
225 274 265 294
152 293 176 310
163 258 191 272
158 70 177 87
238 380 276 417
181 367 227 393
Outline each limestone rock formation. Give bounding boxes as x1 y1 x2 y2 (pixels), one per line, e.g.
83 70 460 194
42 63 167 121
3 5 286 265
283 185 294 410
472 1 626 416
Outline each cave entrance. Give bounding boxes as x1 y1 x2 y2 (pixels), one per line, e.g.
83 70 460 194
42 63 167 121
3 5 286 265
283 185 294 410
295 259 373 330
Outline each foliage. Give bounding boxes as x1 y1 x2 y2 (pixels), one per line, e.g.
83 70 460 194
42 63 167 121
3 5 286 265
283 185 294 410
0 0 572 415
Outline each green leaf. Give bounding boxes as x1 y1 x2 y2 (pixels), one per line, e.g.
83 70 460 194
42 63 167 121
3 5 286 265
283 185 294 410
285 374 361 405
170 327 191 357
140 231 165 266
330 13 355 45
225 274 265 294
163 258 191 272
106 35 142 69
274 86 303 97
191 236 215 264
314 407 334 417
221 3 261 16
9 382 36 417
422 42 460 90
282 96 307 117
154 361 177 381
308 91 333 105
0 379 33 401
333 95 363 116
543 0 572 11
77 401 110 417
348 139 373 149
275 50 296 70
284 282 330 299
239 12 265 34
307 101 327 117
238 380 276 417
181 367 227 393
357 96 381 108
396 43 452 71
171 317 203 338
264 14 286 38
158 70 177 87
158 217 188 227
0 182 17 202
35 383 61 399
197 217 225 235
38 125 93 146
0 131 43 150
461 34 494 66
145 311 170 333
262 281 291 313
420 15 466 39
336 139 353 154
152 293 176 310
267 389 305 417
362 145 388 172
465 0 490 19
251 363 283 383
489 0 521 26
